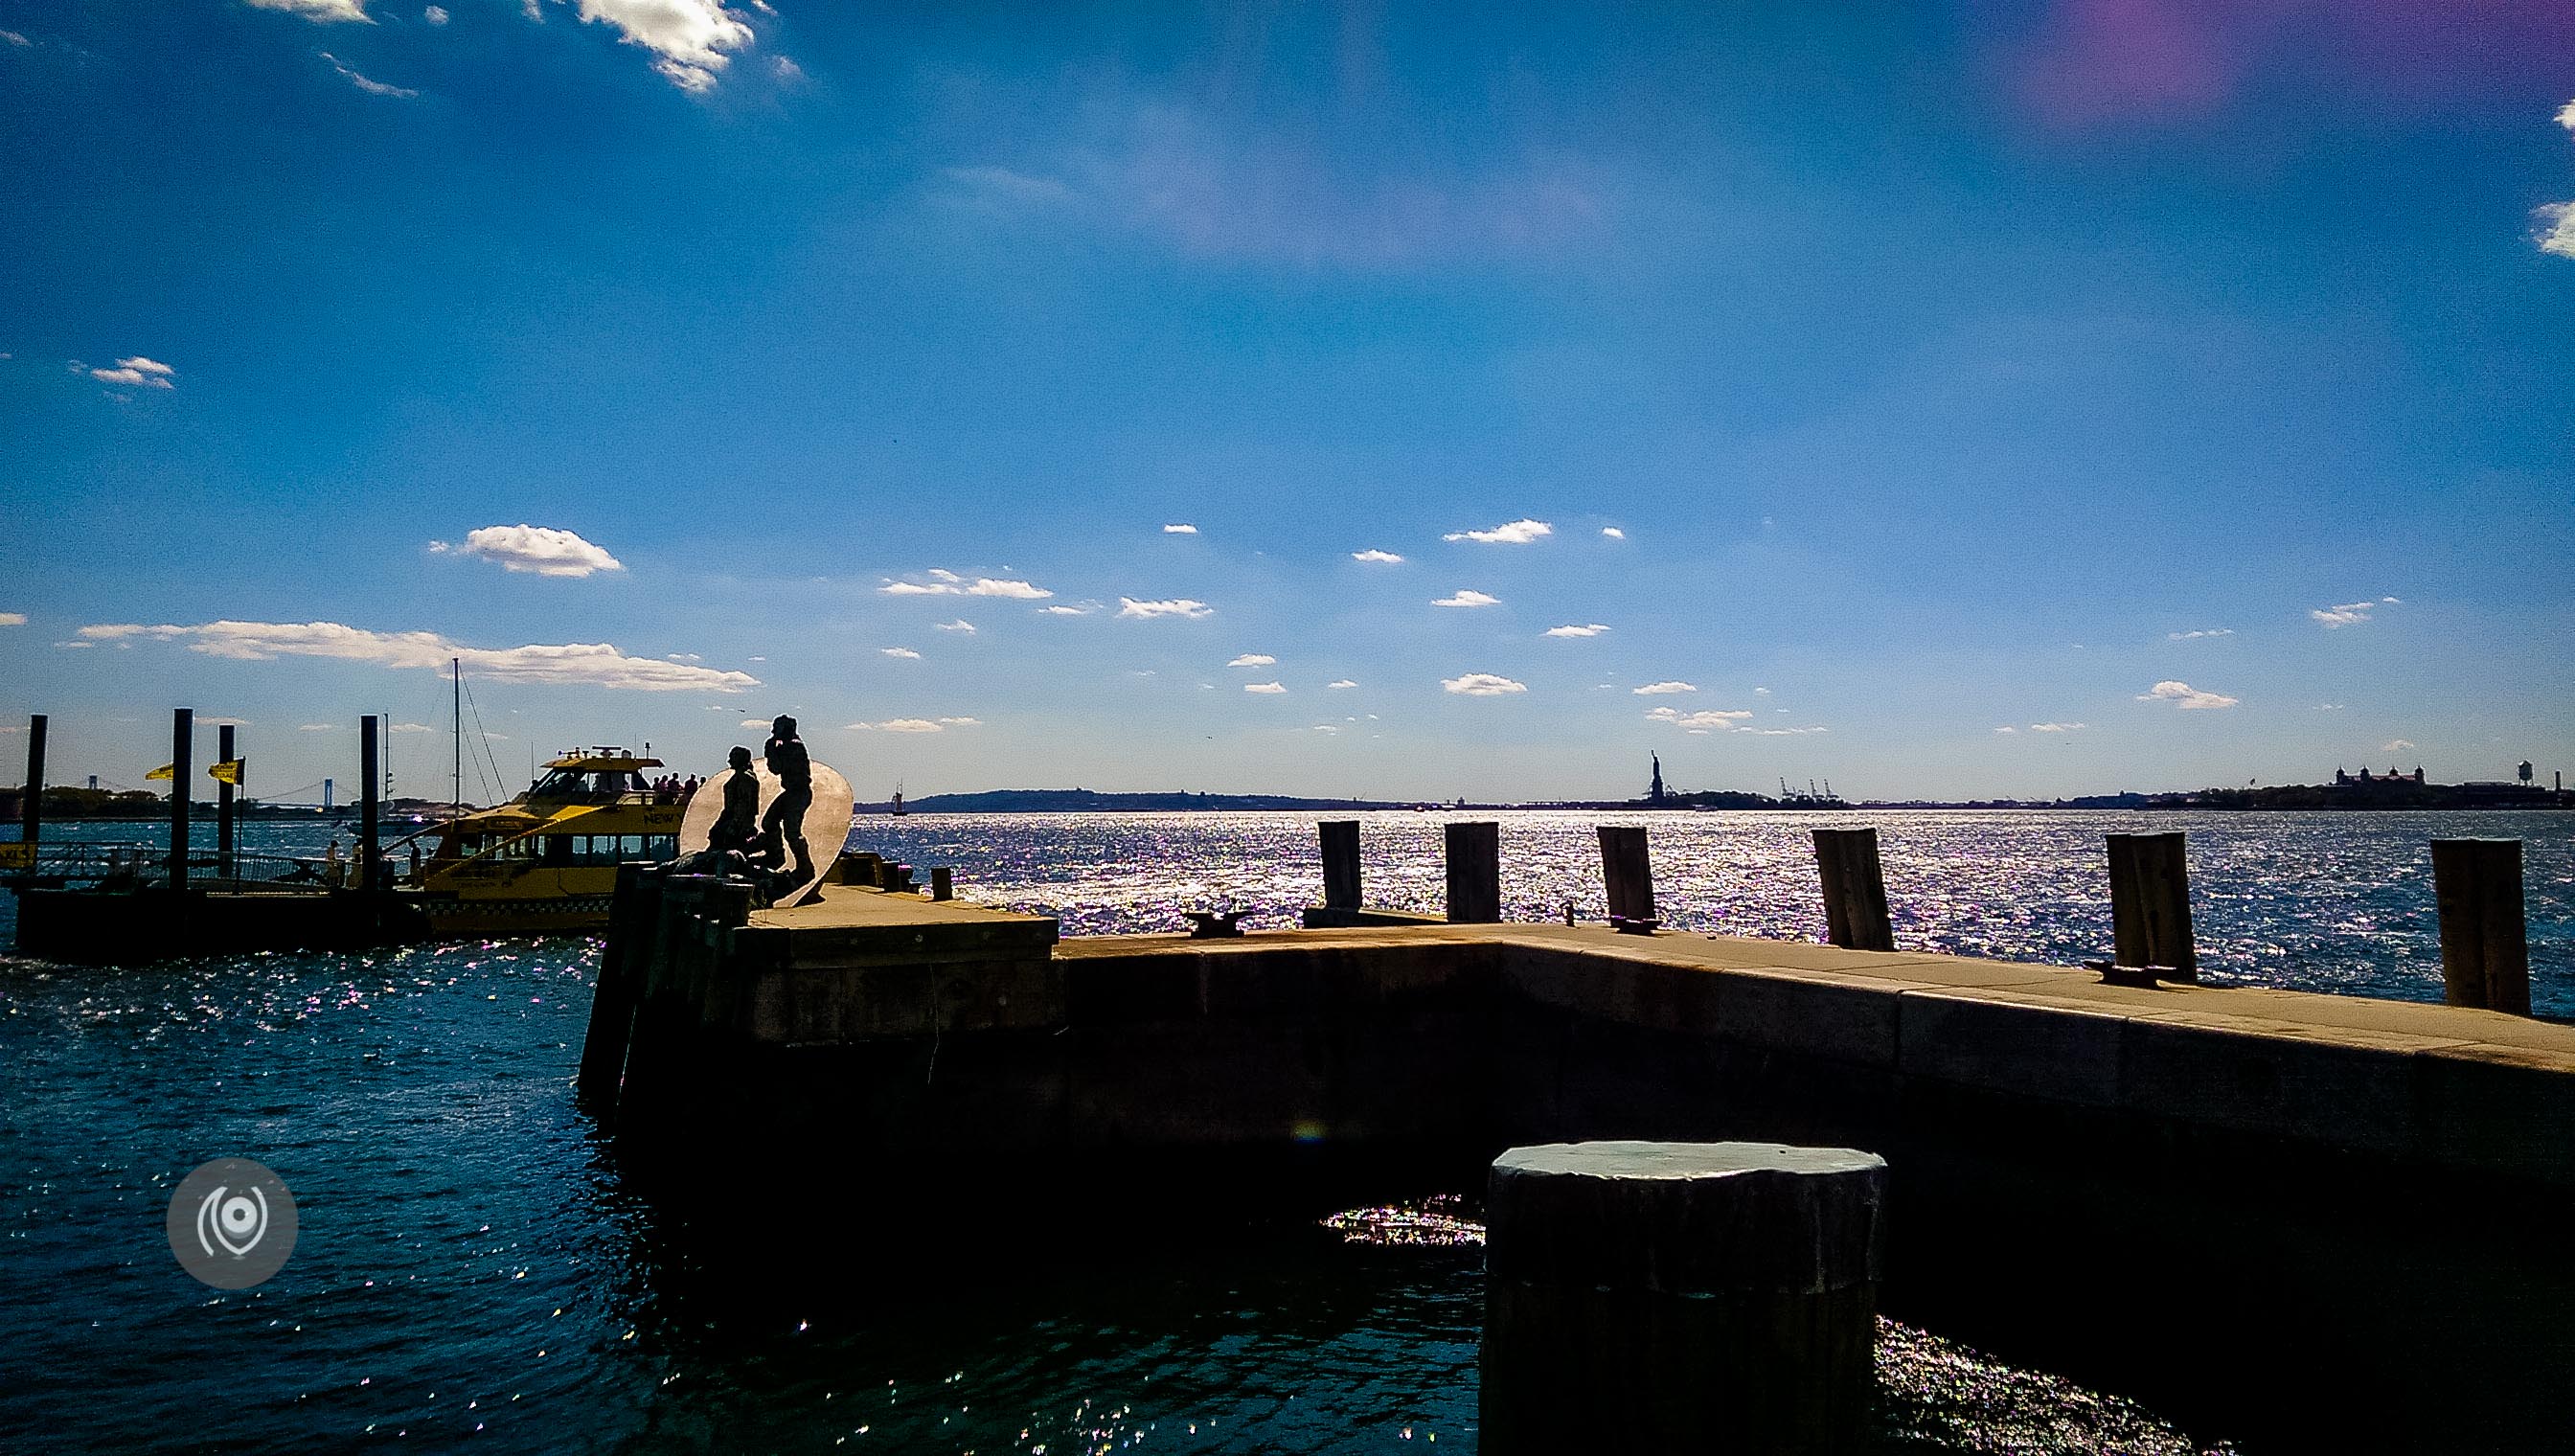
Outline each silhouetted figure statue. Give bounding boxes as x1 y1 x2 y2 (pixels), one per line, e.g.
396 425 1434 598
757 715 814 883
711 746 760 855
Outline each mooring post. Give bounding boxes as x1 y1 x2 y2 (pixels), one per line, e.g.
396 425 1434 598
929 866 953 901
1446 820 1501 923
168 708 193 899
1483 1141 1887 1454
19 713 45 857
216 722 237 882
1318 819 1362 910
2432 839 2530 1015
578 862 653 1109
358 715 381 896
2106 831 2196 981
1813 827 1895 952
1596 825 1654 927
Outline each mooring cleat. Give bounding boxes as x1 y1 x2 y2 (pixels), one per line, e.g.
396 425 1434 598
1185 910 1249 939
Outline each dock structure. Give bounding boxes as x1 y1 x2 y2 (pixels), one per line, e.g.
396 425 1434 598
590 862 2575 1454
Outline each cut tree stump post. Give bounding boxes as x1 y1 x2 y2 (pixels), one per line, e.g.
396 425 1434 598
1446 820 1501 923
2107 831 2197 982
1812 828 1894 952
930 866 953 902
1482 1141 1887 1455
1597 825 1654 928
2433 838 2529 1015
1318 819 1362 911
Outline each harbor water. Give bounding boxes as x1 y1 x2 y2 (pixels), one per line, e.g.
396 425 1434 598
3 809 2567 1453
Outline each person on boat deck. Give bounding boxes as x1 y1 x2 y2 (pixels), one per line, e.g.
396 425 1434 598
758 715 814 882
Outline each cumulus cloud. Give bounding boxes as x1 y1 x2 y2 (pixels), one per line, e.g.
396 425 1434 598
2311 596 2399 628
2168 628 2232 641
1432 589 1500 608
2030 722 2086 733
246 0 372 21
1226 653 1276 668
1632 681 1697 695
875 718 946 733
880 648 921 659
424 5 447 22
1351 549 1404 564
88 356 175 389
0 612 24 626
77 619 756 692
1442 672 1526 696
2383 739 2417 752
1601 527 1626 539
2138 680 2238 710
574 0 755 93
1444 518 1552 545
1243 681 1288 694
1328 679 1358 690
878 571 1052 599
320 50 417 95
1646 707 1753 730
2539 204 2575 260
1118 597 1213 620
1543 624 1609 638
1163 523 1198 535
430 524 623 578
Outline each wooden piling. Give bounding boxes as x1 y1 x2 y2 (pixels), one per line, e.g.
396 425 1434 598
216 722 237 881
1483 1141 1886 1454
1446 820 1502 923
19 713 44 853
1596 825 1654 925
2433 839 2529 1015
1813 828 1894 952
2107 831 2196 982
930 866 953 901
1318 819 1362 910
358 715 381 895
168 708 193 899
578 862 653 1109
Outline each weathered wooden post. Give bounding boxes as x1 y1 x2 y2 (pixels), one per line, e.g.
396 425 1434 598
930 866 953 901
20 713 46 851
2106 831 2196 981
1446 820 1501 923
168 708 193 899
216 722 237 881
1596 825 1655 930
1483 1141 1887 1454
1813 827 1895 952
578 862 654 1110
2433 839 2529 1015
357 715 381 896
1318 819 1362 911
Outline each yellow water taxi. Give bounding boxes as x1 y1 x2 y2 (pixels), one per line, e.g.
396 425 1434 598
403 748 687 934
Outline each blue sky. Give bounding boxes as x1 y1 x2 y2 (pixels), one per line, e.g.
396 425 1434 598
3 1 2571 804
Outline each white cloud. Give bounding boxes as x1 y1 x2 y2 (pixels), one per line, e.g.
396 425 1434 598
1163 523 1198 535
938 717 980 726
2540 202 2575 259
390 721 434 734
1243 681 1288 694
2030 722 2086 733
76 619 756 692
935 619 976 633
1442 672 1526 696
1351 549 1404 564
2316 703 2345 711
769 55 803 82
1743 725 1829 737
320 50 418 97
0 612 24 626
1432 589 1501 609
1994 726 2018 734
89 356 175 389
2311 597 2399 628
1543 624 1609 638
666 652 700 662
424 5 447 23
741 717 770 729
573 0 755 93
2168 628 2232 640
1646 707 1753 729
2138 680 2239 710
1753 686 1771 695
1040 604 1093 616
1118 597 1213 620
880 647 921 659
1600 527 1625 539
2558 100 2575 131
245 0 372 21
0 29 29 45
431 524 623 578
1632 681 1697 695
1311 724 1339 734
1328 679 1358 690
873 718 946 733
298 723 336 732
878 572 1051 599
2382 739 2417 752
1226 653 1276 668
1443 518 1552 545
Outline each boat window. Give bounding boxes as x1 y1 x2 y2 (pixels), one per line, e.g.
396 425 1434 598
647 835 677 861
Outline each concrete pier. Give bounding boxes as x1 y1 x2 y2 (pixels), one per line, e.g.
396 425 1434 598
593 881 2575 1452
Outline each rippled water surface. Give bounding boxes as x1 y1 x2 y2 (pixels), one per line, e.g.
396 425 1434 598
4 809 2564 1452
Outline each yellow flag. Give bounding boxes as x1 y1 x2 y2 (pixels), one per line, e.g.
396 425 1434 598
145 763 175 782
209 759 245 785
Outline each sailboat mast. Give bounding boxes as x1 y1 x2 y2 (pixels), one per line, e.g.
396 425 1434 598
451 657 462 817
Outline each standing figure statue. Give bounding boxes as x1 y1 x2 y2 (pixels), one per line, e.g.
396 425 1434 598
710 746 761 855
757 714 815 883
